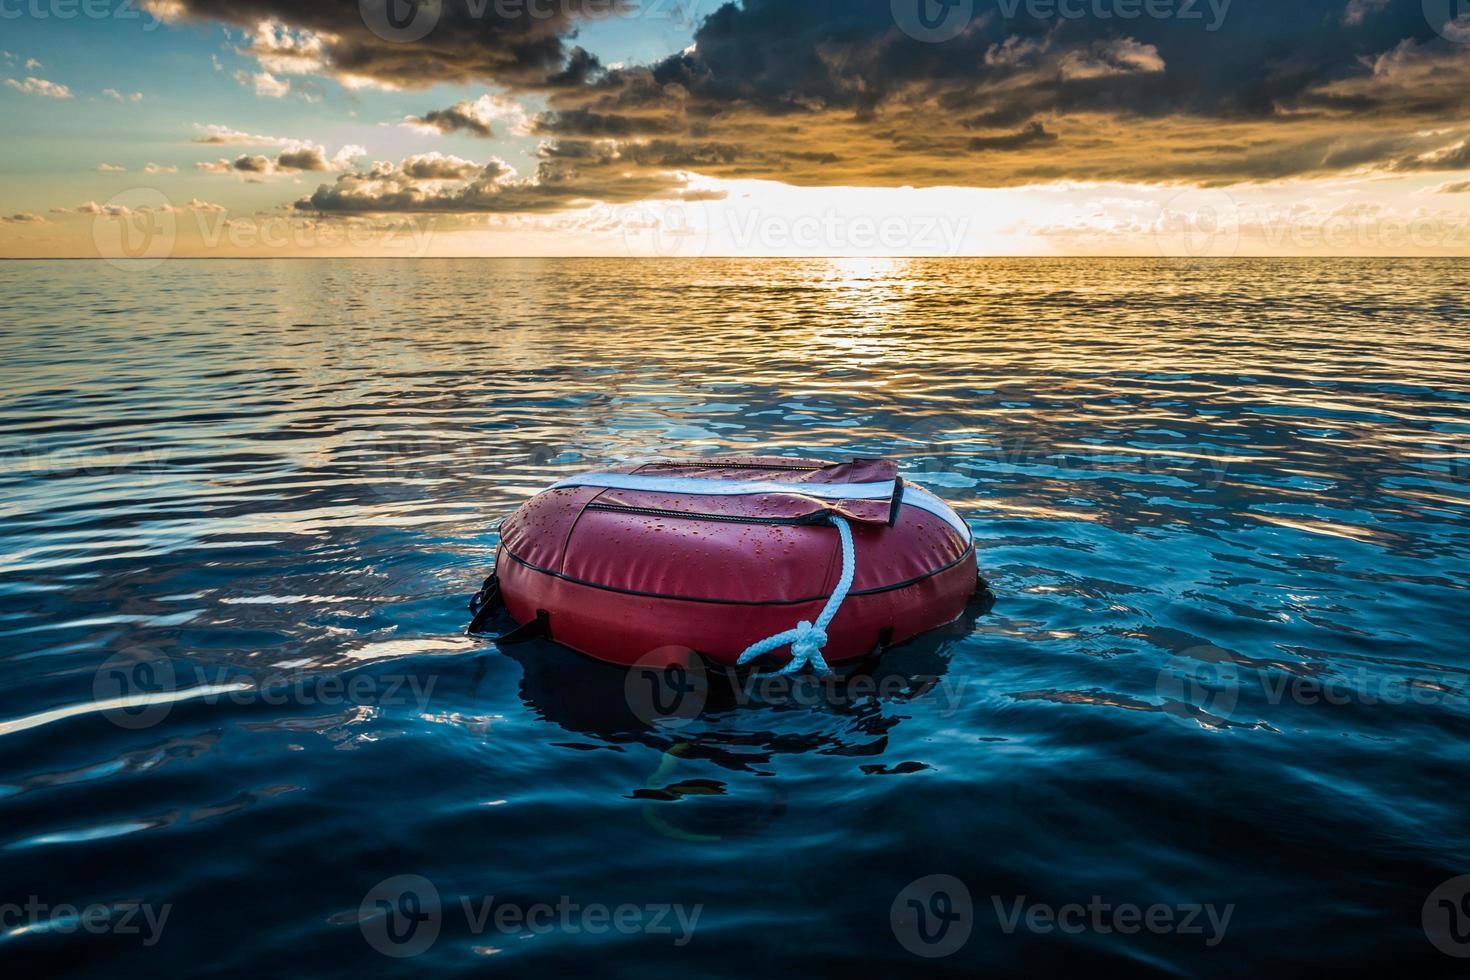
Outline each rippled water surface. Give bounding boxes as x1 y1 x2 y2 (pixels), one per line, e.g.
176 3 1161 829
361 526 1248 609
2 258 1469 975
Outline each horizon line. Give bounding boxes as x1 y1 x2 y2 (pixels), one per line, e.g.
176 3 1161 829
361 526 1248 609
3 254 1465 261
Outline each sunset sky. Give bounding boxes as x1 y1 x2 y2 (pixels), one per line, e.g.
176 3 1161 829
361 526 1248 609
4 0 1470 257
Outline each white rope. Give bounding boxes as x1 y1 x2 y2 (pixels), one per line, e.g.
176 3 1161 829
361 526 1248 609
735 514 856 678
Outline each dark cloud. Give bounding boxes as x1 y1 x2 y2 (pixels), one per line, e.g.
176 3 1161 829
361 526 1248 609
149 0 624 89
403 94 529 138
204 154 273 174
654 1 1449 119
398 153 484 180
196 144 360 177
525 0 1470 187
1395 139 1470 172
968 122 1057 152
410 104 495 138
276 146 331 171
162 0 1470 212
535 107 683 137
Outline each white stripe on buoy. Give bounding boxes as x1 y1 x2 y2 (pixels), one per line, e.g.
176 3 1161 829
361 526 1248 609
549 472 971 542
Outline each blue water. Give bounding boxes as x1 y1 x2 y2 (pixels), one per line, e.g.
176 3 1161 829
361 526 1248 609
2 258 1469 975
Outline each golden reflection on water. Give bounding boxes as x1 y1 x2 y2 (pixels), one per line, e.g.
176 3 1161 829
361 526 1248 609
2 257 1468 675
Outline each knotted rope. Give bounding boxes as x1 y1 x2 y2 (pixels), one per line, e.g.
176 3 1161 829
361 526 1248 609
736 514 855 678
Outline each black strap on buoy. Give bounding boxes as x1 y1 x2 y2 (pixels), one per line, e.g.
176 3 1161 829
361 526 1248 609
466 572 554 644
886 480 905 527
466 573 503 635
972 574 997 614
495 609 552 645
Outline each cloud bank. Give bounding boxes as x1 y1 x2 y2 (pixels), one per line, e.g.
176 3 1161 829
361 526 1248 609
143 1 1470 216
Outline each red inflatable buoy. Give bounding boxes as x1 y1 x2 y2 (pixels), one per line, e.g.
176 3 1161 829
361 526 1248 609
469 457 980 671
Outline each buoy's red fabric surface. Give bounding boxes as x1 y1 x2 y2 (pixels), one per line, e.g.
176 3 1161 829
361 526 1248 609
494 457 978 667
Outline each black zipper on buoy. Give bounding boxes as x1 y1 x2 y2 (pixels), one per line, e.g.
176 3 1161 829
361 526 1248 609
584 502 832 526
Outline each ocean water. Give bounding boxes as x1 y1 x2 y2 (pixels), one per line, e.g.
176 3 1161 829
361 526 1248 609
1 257 1468 976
